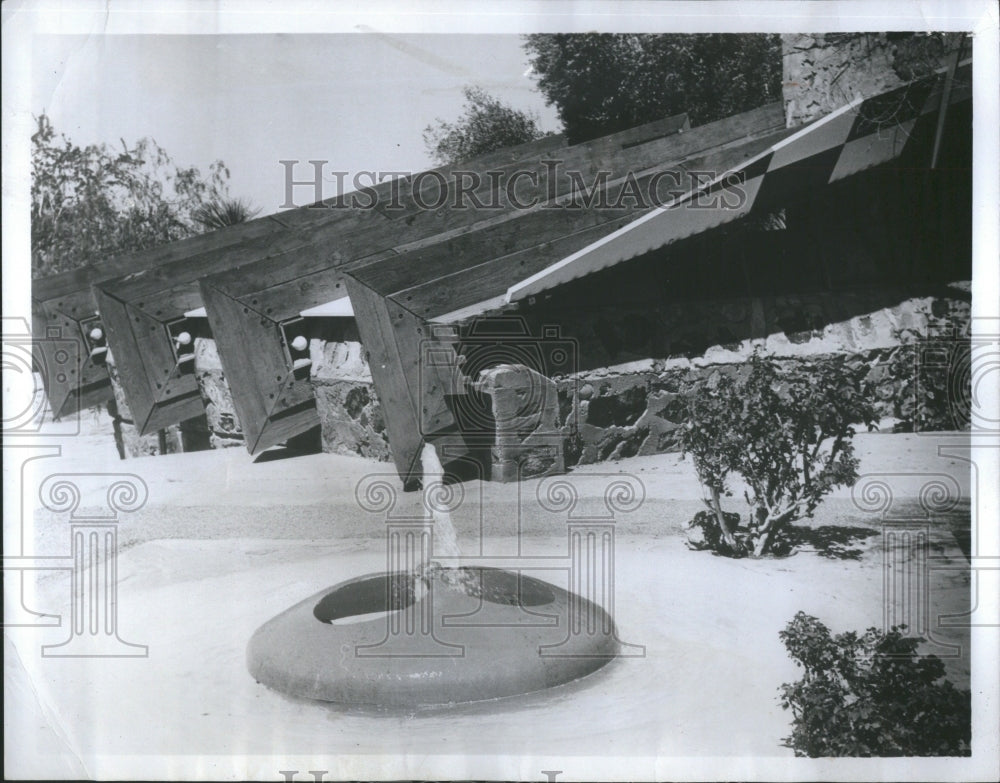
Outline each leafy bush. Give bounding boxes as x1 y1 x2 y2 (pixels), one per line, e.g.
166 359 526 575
679 353 876 557
887 307 971 432
779 612 971 756
682 508 748 556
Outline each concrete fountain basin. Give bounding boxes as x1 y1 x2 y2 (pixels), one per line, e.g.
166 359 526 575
247 567 619 707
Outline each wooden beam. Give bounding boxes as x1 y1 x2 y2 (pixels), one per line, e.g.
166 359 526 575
349 127 794 316
198 109 711 310
26 129 561 423
343 276 466 489
95 288 203 434
197 106 783 456
33 272 116 418
94 234 320 435
198 246 326 454
29 215 301 419
391 215 640 320
196 123 631 452
88 123 556 446
31 286 110 418
369 112 691 222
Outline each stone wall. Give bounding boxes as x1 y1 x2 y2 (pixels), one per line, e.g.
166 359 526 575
305 283 970 474
552 288 971 467
309 337 391 461
782 33 963 127
192 337 244 449
104 337 244 457
192 324 392 460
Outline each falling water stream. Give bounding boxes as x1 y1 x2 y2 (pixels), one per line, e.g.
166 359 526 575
416 441 481 595
420 441 462 561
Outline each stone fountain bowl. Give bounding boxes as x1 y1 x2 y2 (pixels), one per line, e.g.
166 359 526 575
247 567 619 707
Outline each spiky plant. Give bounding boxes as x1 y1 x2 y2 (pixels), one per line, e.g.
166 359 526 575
191 196 260 231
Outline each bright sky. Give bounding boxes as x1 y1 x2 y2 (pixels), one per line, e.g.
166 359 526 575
30 33 562 216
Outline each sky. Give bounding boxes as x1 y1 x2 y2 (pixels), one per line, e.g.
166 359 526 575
30 33 563 216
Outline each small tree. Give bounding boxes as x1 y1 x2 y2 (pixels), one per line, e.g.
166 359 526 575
779 612 971 756
680 353 877 557
423 85 546 165
678 380 743 554
31 113 242 277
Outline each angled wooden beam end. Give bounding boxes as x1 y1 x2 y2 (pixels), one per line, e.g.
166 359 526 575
93 284 204 436
32 291 112 419
199 277 319 455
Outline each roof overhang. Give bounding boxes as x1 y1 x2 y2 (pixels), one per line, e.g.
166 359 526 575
502 64 969 306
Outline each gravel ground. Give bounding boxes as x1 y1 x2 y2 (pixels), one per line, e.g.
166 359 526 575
6 423 975 779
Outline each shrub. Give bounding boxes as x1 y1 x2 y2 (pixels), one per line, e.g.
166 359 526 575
887 307 971 432
679 353 876 557
779 612 971 756
682 508 746 556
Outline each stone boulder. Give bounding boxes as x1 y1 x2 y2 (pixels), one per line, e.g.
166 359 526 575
475 364 565 482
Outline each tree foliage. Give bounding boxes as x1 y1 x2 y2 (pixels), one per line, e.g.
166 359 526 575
423 85 546 165
779 612 971 756
31 113 254 278
679 353 877 557
523 33 782 143
885 31 967 82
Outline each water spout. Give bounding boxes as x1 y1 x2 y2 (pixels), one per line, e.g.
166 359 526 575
420 441 461 561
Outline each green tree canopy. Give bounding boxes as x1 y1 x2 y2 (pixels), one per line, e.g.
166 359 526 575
523 33 782 143
423 85 546 165
31 113 256 278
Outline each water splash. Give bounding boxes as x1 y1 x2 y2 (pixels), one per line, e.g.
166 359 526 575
420 441 461 560
419 441 476 591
